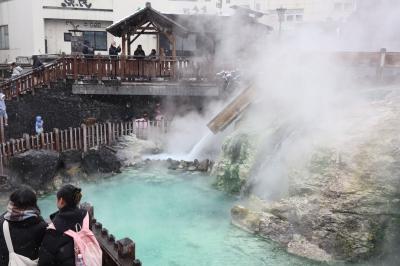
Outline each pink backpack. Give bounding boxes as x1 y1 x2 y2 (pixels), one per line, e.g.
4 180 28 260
48 213 102 266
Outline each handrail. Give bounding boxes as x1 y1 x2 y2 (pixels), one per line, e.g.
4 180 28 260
0 55 215 99
0 119 169 170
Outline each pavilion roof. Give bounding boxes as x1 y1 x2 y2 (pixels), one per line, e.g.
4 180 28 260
106 4 189 37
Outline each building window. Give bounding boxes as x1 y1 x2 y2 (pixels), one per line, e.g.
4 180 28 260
226 0 230 3
64 33 72 42
255 3 260 10
83 31 107 51
0 25 9 50
286 15 294 21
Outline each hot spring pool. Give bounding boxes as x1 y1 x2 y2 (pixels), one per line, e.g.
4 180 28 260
38 168 320 266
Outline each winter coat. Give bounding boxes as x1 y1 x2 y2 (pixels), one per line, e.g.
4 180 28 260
82 44 94 58
109 45 121 56
33 59 44 70
0 214 47 266
38 207 87 266
11 66 23 78
134 49 145 57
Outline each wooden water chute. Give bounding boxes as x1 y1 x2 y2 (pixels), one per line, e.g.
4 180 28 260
207 85 256 134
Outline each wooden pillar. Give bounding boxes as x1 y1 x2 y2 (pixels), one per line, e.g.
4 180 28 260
81 124 88 152
0 117 4 144
107 122 113 145
23 133 30 150
127 34 131 56
122 33 127 56
53 128 60 152
171 34 176 59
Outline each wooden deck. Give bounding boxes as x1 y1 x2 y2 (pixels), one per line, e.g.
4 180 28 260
0 55 215 100
0 50 399 100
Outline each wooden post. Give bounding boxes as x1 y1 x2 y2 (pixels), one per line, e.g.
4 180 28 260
40 133 45 150
127 34 131 56
53 128 60 152
107 122 113 145
81 124 88 153
73 55 78 80
69 127 74 150
377 48 386 80
0 116 4 144
23 133 30 150
122 34 127 56
10 139 15 156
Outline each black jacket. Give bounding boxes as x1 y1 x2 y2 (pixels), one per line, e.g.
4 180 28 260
109 45 121 56
134 49 145 57
33 59 44 70
0 214 47 266
38 207 87 266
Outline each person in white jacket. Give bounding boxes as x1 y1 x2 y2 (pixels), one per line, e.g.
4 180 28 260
10 62 23 78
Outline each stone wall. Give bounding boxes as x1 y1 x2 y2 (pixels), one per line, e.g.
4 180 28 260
4 81 160 139
4 81 208 139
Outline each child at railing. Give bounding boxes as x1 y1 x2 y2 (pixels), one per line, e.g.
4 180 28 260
0 93 8 126
35 116 43 135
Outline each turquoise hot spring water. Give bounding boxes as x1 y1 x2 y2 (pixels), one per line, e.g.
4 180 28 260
38 167 320 266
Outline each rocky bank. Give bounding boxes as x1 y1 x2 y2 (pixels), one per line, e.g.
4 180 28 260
213 86 400 263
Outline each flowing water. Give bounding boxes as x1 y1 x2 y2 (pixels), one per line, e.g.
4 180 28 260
38 167 319 266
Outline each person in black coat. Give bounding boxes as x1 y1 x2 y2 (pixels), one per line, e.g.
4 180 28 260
133 44 145 58
0 186 47 266
108 40 121 57
38 184 86 266
32 55 44 70
82 40 95 58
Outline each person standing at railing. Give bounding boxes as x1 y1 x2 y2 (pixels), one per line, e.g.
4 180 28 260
148 49 158 59
10 63 23 97
82 40 94 59
109 41 121 79
32 56 44 71
35 116 43 135
108 41 121 57
0 93 8 127
10 63 23 78
133 45 145 58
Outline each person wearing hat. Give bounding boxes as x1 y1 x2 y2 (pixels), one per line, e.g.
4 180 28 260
38 184 87 266
0 93 8 126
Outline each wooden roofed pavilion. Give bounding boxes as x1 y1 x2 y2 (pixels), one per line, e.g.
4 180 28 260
106 2 189 58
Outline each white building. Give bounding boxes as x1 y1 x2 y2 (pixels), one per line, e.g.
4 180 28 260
0 0 358 63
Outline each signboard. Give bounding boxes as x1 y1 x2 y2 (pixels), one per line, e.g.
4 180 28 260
61 0 92 8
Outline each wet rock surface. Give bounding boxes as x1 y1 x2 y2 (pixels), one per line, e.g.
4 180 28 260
9 150 60 191
228 87 400 262
82 146 122 174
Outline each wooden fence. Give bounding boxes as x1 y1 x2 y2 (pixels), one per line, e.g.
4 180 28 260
0 55 214 100
0 119 168 172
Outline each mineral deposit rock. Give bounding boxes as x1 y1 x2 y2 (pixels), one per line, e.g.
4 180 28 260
82 146 121 174
9 150 60 191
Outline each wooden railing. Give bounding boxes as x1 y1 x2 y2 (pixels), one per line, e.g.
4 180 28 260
0 119 168 170
82 202 142 266
0 55 215 100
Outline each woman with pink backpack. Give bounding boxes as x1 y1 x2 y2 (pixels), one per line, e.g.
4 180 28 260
38 185 101 266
